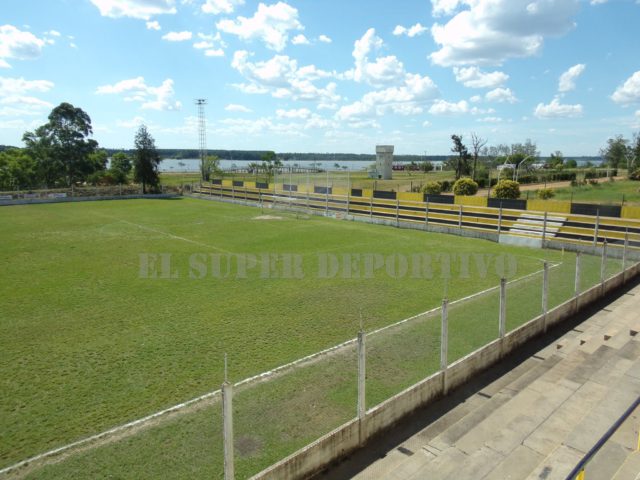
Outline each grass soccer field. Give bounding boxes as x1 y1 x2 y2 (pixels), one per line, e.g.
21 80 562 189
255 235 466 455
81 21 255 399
1 197 598 474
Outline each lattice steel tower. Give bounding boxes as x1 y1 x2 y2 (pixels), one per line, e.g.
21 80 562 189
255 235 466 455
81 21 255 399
196 99 207 175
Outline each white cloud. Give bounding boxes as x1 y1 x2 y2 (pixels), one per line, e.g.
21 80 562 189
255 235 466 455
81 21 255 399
193 40 213 49
558 63 585 92
485 87 517 103
477 116 503 123
90 0 176 19
469 94 482 103
422 120 432 127
276 108 311 119
162 31 192 41
0 76 54 95
225 103 252 112
202 0 244 15
611 71 640 105
431 0 464 16
292 34 310 45
336 73 439 120
430 0 579 66
0 25 47 68
0 76 54 117
116 116 146 128
453 66 508 88
428 99 469 115
427 98 494 116
534 97 583 118
46 30 61 37
96 77 181 111
216 2 303 52
230 50 340 106
590 0 608 4
205 48 225 57
146 20 161 30
393 23 428 38
349 28 405 87
318 34 332 43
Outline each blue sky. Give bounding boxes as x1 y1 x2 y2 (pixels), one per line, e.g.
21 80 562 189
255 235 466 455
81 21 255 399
1 0 639 155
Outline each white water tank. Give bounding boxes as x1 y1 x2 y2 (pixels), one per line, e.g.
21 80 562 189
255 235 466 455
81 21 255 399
375 145 394 180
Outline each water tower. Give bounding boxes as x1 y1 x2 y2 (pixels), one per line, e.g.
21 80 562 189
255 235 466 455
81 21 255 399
375 145 394 180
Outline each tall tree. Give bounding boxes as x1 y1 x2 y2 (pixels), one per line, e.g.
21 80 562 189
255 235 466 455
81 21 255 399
450 134 471 180
133 125 161 193
470 133 487 181
600 135 628 169
22 102 100 186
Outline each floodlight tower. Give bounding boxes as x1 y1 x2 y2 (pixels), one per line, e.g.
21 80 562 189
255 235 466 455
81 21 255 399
196 99 207 179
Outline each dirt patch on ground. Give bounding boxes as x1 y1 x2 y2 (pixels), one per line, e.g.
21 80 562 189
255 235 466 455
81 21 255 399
235 436 263 458
253 215 283 220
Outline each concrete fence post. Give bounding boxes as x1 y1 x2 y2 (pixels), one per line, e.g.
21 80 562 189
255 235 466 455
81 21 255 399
458 204 463 229
542 262 549 332
222 381 235 480
396 198 400 227
499 278 506 338
593 210 600 246
441 299 449 394
623 229 629 283
369 195 373 219
425 200 430 226
357 331 366 420
346 175 351 215
542 211 548 247
575 252 582 298
600 240 608 286
497 206 503 235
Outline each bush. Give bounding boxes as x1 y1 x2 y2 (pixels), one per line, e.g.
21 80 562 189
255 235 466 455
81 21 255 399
629 169 640 181
440 180 452 192
494 180 520 199
537 188 555 200
423 181 443 195
453 177 479 196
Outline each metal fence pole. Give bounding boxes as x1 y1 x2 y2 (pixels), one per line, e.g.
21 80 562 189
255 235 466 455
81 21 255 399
575 252 582 298
542 262 549 332
499 278 506 338
458 204 463 229
396 198 400 227
369 194 373 219
542 211 548 247
347 171 351 215
593 210 600 246
357 331 366 420
497 206 503 235
222 380 234 480
600 240 608 285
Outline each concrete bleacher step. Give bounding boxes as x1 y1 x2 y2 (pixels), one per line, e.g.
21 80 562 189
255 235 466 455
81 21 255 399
611 450 640 480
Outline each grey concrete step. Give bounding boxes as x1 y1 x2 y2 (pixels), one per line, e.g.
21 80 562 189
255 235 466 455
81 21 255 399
611 451 640 480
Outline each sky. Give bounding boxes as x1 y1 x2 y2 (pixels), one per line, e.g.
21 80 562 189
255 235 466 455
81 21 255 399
1 0 639 156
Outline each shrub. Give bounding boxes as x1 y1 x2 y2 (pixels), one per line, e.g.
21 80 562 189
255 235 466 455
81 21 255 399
453 177 479 196
588 178 599 186
629 169 640 181
537 188 555 200
423 181 443 195
440 180 452 192
494 180 520 199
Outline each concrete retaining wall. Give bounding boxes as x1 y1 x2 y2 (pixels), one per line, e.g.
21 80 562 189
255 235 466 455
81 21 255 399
251 262 640 480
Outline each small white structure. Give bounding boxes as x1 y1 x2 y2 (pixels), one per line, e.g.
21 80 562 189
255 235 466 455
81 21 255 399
375 145 394 180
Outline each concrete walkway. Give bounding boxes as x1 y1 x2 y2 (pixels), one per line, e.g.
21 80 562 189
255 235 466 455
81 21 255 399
318 283 640 480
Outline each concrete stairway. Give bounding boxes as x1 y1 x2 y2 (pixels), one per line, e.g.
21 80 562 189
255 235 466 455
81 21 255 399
352 288 640 480
509 213 567 238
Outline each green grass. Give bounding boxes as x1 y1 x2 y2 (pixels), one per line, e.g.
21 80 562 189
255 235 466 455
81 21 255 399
19 250 615 480
0 197 601 477
541 179 640 205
